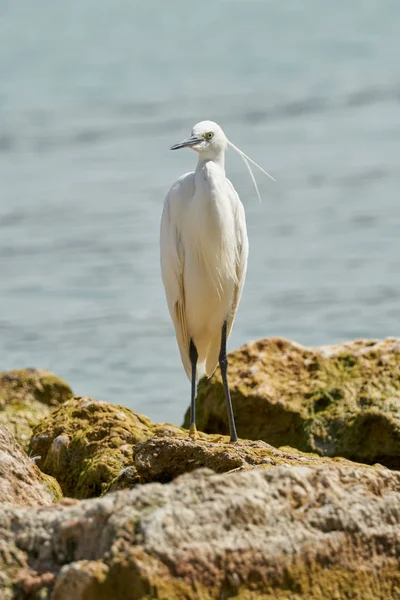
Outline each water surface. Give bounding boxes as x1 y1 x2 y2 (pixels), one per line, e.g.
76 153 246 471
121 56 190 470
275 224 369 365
1 1 399 424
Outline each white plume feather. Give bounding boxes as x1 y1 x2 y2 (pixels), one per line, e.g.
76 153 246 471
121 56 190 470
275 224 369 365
227 139 275 203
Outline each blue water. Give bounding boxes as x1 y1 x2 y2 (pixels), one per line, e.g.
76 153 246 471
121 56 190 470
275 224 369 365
1 1 400 425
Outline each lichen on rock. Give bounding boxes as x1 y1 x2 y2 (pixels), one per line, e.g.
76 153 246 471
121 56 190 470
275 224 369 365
0 368 73 450
184 337 400 467
29 396 186 498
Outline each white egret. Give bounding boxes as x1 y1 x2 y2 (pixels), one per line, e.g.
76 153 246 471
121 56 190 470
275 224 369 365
160 120 273 442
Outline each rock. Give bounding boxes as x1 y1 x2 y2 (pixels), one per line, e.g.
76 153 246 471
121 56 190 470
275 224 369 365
29 396 186 498
0 368 73 450
0 424 62 507
0 465 400 599
184 337 400 468
134 436 362 483
102 466 139 494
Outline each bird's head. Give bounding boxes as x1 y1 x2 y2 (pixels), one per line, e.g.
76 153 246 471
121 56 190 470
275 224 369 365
170 121 227 158
170 121 275 200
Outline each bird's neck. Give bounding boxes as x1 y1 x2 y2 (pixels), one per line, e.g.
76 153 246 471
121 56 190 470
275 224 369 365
196 152 225 174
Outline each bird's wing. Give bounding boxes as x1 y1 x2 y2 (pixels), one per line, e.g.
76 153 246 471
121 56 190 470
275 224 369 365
226 179 249 339
160 172 195 379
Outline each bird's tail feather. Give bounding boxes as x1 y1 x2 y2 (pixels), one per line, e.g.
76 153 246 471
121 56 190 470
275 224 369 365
205 334 221 378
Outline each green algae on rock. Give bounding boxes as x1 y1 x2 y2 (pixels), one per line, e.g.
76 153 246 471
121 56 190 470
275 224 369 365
134 436 368 484
29 396 186 498
183 337 400 468
0 368 73 450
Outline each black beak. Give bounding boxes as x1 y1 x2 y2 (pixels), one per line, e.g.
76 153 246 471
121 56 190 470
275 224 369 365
170 135 204 150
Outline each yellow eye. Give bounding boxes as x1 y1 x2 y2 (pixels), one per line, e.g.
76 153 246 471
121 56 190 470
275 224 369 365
205 132 214 140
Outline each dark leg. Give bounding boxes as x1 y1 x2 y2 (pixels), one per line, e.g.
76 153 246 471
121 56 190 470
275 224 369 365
219 321 238 442
189 339 198 439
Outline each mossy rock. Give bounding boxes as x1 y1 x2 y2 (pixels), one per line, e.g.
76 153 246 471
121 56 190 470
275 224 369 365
102 466 139 494
40 472 63 503
134 436 369 484
29 396 186 498
184 338 400 468
0 369 73 450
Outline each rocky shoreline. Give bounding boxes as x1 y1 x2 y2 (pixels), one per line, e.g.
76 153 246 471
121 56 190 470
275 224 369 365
1 338 399 599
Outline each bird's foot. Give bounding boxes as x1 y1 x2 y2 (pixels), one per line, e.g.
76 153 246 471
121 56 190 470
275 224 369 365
189 424 199 440
188 425 210 441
